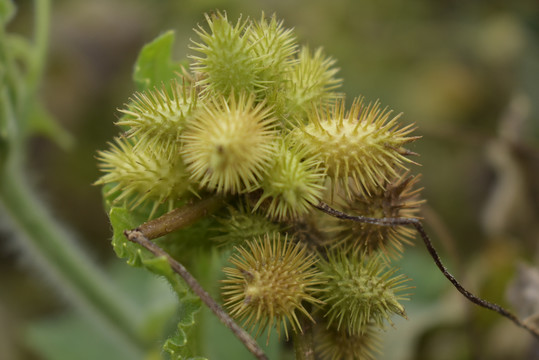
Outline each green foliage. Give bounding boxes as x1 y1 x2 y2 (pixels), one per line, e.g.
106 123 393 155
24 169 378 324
110 206 206 359
1 3 150 360
163 296 206 360
96 11 423 360
0 0 72 168
4 2 537 360
133 30 186 91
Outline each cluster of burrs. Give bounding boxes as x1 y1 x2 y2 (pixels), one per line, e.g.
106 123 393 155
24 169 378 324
96 12 423 360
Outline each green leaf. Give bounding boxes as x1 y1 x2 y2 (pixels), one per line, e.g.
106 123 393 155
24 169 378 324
109 206 206 359
109 206 148 266
133 31 186 91
109 209 173 280
109 206 187 284
163 295 206 360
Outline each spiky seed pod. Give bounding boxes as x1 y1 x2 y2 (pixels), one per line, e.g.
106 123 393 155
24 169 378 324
116 79 196 147
212 203 283 247
254 142 326 220
325 174 423 258
221 233 323 341
284 46 342 119
247 13 297 84
317 252 412 335
95 137 193 217
190 12 264 95
291 97 420 198
315 322 381 360
181 93 278 194
246 13 298 116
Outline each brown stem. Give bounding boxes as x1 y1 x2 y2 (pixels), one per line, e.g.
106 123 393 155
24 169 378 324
313 201 539 341
137 196 224 239
124 230 268 360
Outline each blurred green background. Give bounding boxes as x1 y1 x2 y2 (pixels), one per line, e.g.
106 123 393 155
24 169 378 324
2 0 539 359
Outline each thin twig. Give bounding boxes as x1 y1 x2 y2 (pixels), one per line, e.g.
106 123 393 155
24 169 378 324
313 201 539 340
125 230 268 360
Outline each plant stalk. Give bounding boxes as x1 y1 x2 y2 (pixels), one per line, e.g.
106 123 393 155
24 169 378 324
0 1 147 357
28 0 50 92
0 169 146 357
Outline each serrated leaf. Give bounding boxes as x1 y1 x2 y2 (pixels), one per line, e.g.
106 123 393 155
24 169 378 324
163 295 206 360
109 207 186 290
133 30 186 91
109 206 148 264
109 208 172 276
109 206 207 359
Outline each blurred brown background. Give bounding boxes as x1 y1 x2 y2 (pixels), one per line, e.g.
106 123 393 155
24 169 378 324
2 0 539 359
